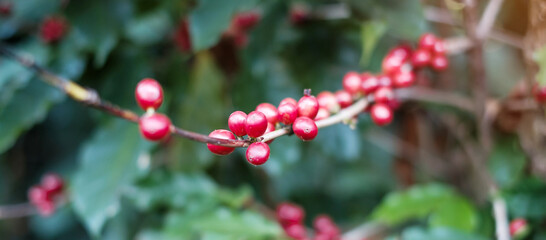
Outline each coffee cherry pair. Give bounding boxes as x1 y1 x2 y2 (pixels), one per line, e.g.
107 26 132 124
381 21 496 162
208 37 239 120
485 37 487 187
276 202 341 240
28 173 64 216
207 128 271 166
412 33 448 71
135 78 172 141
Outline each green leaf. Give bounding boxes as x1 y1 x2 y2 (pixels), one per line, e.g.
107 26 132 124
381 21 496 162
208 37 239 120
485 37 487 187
372 184 478 232
71 120 152 236
125 10 172 45
401 227 488 240
506 178 546 220
488 136 526 188
0 79 63 153
360 20 386 66
534 45 546 86
189 0 257 51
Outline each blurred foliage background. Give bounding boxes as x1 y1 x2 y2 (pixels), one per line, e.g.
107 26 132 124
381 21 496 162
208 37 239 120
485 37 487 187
0 0 544 239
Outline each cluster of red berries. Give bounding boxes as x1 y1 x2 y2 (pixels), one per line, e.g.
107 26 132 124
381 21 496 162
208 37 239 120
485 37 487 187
207 90 320 166
509 218 529 239
0 2 12 16
27 173 64 216
135 78 173 141
40 16 68 44
224 11 261 48
276 202 341 240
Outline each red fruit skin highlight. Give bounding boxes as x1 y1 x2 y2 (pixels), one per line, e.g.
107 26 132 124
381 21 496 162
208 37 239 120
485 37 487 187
207 129 236 155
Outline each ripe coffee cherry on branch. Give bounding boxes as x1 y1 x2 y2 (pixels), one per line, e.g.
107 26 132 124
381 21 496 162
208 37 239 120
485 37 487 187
392 70 416 88
277 203 305 225
361 75 380 95
245 111 268 138
315 108 330 121
335 90 352 109
293 117 318 141
297 95 319 119
433 41 446 55
533 84 546 103
278 103 298 125
228 111 247 137
139 113 172 141
314 215 340 238
509 218 529 238
207 129 236 155
419 33 437 50
246 142 270 165
317 91 340 113
41 173 64 197
256 103 279 124
280 97 298 106
36 201 55 216
382 45 412 75
342 72 363 95
374 87 395 104
411 49 432 68
28 186 48 204
285 224 307 240
377 75 393 88
40 16 68 43
135 78 164 110
370 103 393 126
431 55 449 71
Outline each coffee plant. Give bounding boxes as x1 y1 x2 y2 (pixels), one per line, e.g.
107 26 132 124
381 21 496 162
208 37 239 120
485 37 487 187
0 0 545 240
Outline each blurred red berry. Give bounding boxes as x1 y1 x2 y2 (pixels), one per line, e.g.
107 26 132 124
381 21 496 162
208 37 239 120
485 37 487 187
315 108 330 121
377 75 393 88
382 45 412 75
285 224 308 240
293 117 318 141
343 72 363 95
533 84 546 103
374 87 395 104
0 2 12 16
207 129 236 155
135 78 164 111
245 111 268 138
41 173 64 197
277 202 305 225
40 16 68 43
246 142 270 165
433 41 446 56
411 49 432 68
174 20 192 52
139 113 172 141
431 55 449 71
335 90 352 108
256 103 279 124
392 70 415 88
314 215 340 238
234 11 261 32
290 7 309 25
278 103 298 125
36 201 56 216
234 32 249 48
418 33 437 50
370 103 393 126
28 185 48 204
509 218 529 238
361 75 380 95
297 95 319 119
317 91 340 113
228 111 247 137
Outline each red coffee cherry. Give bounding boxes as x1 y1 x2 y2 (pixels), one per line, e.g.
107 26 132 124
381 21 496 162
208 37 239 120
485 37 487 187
374 87 395 104
256 103 279 124
40 16 68 43
382 45 412 75
36 201 56 216
174 19 192 52
207 129 236 155
392 70 415 88
285 224 307 240
433 40 446 56
277 203 305 225
361 75 380 95
418 33 437 50
431 55 449 71
41 173 64 197
297 95 319 119
411 49 432 68
370 103 393 126
278 103 298 125
139 113 172 141
246 142 270 165
317 91 340 113
135 78 164 110
342 72 363 95
509 218 529 238
335 90 352 109
280 97 298 106
293 117 318 141
377 75 393 88
245 111 268 138
314 215 340 238
0 2 12 16
533 84 546 103
389 44 413 60
228 111 247 137
28 185 49 204
234 11 261 32
315 108 330 121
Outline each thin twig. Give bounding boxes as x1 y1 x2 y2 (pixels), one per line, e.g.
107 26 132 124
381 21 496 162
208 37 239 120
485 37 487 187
493 196 511 240
397 87 475 113
0 203 36 219
477 0 506 39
